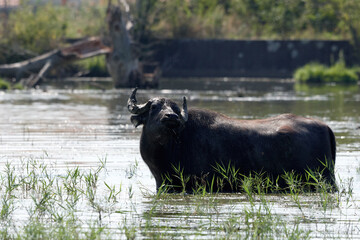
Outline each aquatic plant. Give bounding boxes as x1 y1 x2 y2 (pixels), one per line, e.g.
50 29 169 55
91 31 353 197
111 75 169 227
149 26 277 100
0 78 11 90
294 61 359 84
0 77 24 90
76 55 109 77
0 155 357 239
159 158 336 196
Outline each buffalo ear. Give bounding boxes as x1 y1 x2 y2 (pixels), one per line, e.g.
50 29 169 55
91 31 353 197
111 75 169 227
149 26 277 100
130 114 146 127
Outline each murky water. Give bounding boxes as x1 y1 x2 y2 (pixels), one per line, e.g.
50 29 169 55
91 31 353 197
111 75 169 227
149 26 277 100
1 78 360 238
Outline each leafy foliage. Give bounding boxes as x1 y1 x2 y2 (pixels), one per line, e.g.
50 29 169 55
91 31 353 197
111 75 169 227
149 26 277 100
136 0 359 41
0 78 23 90
1 0 360 50
294 61 359 84
7 3 68 54
2 0 360 70
3 1 107 54
0 78 11 90
77 56 109 77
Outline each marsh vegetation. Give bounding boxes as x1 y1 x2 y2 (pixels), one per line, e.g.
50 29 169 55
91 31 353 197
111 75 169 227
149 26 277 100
0 155 357 239
294 61 359 84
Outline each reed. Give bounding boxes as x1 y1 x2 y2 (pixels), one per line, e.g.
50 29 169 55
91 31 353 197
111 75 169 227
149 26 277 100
0 156 357 239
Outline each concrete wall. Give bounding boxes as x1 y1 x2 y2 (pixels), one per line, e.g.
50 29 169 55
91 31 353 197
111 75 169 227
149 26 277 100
157 40 354 78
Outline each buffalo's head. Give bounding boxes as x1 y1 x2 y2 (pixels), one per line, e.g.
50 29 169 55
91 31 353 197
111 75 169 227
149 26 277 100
127 88 188 135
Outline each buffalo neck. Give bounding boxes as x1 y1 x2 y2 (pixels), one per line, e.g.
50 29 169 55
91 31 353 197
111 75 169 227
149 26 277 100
139 125 180 181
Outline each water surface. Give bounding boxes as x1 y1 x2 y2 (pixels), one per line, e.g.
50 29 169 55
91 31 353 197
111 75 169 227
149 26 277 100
0 78 359 238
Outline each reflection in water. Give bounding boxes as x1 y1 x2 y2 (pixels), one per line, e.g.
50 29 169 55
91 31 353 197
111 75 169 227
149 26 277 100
0 78 359 238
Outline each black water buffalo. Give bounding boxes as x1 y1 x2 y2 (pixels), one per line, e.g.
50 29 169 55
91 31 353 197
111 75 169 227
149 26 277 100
127 88 336 192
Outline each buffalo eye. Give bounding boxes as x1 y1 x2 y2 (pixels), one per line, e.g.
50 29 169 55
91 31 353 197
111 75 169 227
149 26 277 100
150 103 162 113
169 103 181 115
172 107 181 115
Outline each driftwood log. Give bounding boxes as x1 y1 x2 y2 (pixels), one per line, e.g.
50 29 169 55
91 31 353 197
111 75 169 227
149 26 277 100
0 37 111 88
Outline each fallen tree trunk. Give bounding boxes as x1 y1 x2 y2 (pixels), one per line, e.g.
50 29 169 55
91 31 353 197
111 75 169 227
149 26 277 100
0 37 111 87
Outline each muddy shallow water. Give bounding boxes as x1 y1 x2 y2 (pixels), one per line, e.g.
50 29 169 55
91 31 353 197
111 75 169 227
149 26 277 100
0 78 360 238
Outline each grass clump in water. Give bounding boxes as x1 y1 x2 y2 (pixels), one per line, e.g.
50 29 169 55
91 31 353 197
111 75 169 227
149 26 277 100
0 78 11 90
0 156 357 239
0 157 122 239
294 61 359 84
162 159 336 195
76 55 109 77
0 77 24 90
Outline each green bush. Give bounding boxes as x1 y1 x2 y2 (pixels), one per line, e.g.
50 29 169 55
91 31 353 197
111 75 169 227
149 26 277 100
294 63 327 83
0 0 359 45
12 83 24 90
4 2 107 55
294 62 359 84
325 62 359 84
0 77 24 90
0 78 11 90
64 2 107 39
7 3 68 54
77 55 109 77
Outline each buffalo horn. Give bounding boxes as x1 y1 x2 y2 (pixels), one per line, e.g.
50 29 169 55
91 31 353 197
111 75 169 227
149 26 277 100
181 96 188 122
127 88 152 114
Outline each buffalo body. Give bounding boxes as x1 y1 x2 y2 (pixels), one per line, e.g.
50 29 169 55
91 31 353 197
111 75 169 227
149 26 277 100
128 89 336 192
